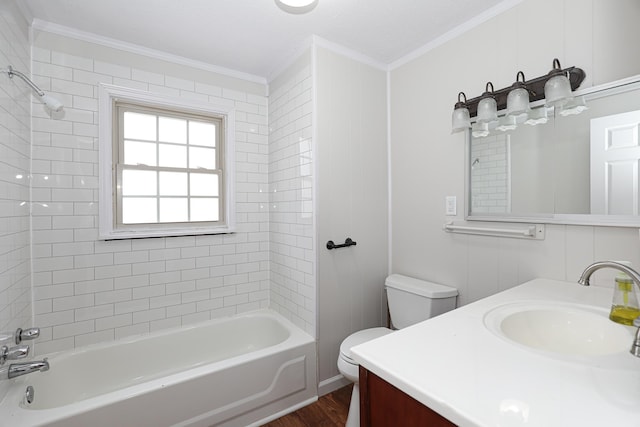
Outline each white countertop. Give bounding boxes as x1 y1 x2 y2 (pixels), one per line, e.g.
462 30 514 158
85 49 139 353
351 279 640 427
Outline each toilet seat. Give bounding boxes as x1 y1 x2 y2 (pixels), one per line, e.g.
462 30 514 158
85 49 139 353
339 327 392 364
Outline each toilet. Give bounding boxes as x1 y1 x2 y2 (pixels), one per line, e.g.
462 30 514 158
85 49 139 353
337 274 458 427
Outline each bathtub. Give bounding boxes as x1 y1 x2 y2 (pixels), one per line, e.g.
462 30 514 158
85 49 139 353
0 309 317 427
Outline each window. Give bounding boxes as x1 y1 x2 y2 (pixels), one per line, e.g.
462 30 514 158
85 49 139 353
99 85 235 239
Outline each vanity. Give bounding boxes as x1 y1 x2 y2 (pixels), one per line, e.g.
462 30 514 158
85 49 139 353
351 279 640 426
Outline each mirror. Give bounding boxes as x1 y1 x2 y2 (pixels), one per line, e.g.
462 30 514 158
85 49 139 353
467 75 640 226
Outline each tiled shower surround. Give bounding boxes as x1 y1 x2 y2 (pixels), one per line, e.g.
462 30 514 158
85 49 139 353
30 44 276 354
268 54 315 336
0 6 31 338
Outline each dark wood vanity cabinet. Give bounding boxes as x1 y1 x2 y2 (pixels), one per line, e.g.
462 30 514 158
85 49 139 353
359 366 457 427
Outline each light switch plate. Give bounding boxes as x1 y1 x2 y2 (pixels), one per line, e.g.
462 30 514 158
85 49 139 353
446 196 457 216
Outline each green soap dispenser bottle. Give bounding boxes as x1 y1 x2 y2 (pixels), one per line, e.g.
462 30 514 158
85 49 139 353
609 264 640 326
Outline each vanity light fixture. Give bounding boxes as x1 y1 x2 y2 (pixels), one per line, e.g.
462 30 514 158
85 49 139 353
476 82 498 124
559 95 588 116
471 121 490 138
451 92 471 133
524 107 549 126
451 58 585 134
544 58 573 108
495 115 517 132
506 71 530 119
1 65 64 112
274 0 318 14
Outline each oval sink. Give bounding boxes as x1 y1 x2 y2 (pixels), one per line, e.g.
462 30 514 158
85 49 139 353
484 302 633 357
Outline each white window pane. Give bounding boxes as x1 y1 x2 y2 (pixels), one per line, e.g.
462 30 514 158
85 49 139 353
159 172 188 196
191 198 219 222
124 112 156 141
122 170 157 196
190 173 218 196
189 147 216 169
159 198 188 222
122 197 157 224
159 144 187 168
189 121 216 147
159 117 187 144
124 140 157 166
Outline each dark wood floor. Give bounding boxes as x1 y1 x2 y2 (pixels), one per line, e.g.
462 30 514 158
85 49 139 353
262 385 353 427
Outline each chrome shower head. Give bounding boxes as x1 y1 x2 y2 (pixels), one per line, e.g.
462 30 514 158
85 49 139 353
2 65 64 112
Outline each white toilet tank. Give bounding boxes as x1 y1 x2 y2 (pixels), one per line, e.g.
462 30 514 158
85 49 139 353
385 274 458 329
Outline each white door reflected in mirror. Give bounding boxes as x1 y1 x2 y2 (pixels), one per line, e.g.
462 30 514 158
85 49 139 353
590 110 640 216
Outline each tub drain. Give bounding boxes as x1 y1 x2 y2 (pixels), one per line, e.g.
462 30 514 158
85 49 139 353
25 386 34 404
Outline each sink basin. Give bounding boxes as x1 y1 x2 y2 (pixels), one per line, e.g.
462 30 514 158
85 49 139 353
484 302 633 357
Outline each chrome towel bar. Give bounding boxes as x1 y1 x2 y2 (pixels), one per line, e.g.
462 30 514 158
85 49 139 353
443 222 545 240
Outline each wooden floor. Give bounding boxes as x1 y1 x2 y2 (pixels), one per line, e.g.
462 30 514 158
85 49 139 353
262 385 353 427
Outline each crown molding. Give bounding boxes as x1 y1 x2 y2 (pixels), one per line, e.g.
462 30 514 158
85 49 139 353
266 35 315 84
312 35 388 72
31 19 268 85
27 0 524 88
389 0 524 71
267 35 388 83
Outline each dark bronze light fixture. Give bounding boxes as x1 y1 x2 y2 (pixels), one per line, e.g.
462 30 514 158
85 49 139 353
451 58 586 133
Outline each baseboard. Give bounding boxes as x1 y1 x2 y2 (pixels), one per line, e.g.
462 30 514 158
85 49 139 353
318 374 351 396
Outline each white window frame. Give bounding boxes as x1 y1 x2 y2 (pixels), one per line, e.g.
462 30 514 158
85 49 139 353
98 84 236 240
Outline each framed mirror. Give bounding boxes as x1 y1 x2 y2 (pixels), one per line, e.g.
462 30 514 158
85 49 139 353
466 75 640 227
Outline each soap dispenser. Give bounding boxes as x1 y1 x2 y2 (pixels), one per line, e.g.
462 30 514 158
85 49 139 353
609 263 640 326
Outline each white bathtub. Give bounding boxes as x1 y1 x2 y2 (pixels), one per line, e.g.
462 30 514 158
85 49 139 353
0 309 317 427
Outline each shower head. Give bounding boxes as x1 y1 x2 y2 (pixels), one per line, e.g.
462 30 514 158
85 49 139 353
40 94 64 112
1 65 64 112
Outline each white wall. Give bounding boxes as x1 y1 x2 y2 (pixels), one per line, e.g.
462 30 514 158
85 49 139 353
268 50 316 336
0 0 32 400
30 31 271 354
315 46 388 388
390 0 640 305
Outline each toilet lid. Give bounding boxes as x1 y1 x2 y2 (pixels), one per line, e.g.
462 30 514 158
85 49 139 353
340 327 393 363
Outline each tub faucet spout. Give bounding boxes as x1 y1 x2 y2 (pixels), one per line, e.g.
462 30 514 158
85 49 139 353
8 358 49 379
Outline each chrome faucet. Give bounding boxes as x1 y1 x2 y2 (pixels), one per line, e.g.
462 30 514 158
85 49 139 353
578 261 640 287
8 358 49 379
578 261 640 357
15 327 40 344
0 327 40 346
0 345 29 365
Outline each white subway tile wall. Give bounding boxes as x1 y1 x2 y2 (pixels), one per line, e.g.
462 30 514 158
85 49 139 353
268 60 315 336
470 136 509 213
0 6 31 403
31 47 271 354
0 8 32 335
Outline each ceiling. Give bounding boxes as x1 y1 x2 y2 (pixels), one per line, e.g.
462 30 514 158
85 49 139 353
21 0 514 81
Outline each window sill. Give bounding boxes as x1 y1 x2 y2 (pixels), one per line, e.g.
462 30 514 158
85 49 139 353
99 225 235 240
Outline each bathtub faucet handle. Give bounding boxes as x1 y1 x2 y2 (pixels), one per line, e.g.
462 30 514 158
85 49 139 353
0 344 29 365
15 327 40 344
